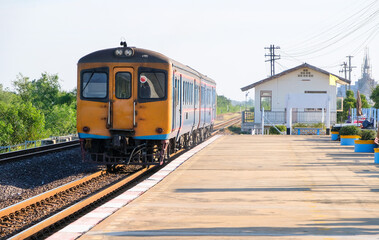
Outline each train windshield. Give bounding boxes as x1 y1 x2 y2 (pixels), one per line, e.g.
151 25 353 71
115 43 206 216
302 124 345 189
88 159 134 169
81 71 108 99
138 71 166 100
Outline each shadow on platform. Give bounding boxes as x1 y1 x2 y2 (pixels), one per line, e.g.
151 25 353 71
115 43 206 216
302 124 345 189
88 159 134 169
97 217 379 237
175 187 311 193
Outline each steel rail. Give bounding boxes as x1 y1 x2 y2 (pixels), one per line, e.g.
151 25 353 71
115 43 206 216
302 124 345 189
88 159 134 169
0 140 80 164
7 166 155 240
0 171 104 220
213 116 241 134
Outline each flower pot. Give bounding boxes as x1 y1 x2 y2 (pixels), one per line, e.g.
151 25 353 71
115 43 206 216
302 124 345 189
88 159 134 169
340 135 360 146
354 140 377 153
374 148 379 164
331 131 339 141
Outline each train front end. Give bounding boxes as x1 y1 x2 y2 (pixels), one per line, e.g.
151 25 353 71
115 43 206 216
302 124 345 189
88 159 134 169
77 45 172 166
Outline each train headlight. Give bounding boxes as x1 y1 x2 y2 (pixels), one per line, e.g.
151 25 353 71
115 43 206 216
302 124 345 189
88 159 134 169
83 126 90 133
156 128 163 134
124 48 134 57
114 49 123 56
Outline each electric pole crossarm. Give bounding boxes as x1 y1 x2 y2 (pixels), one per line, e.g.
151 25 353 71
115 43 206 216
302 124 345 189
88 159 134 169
265 44 281 76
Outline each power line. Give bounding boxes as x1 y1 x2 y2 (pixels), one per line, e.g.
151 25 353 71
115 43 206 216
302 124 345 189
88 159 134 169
282 1 379 58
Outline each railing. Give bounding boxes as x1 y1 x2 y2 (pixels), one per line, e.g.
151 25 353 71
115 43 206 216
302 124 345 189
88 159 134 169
242 111 337 124
250 128 270 135
242 111 254 123
294 111 336 124
0 134 78 154
265 111 286 124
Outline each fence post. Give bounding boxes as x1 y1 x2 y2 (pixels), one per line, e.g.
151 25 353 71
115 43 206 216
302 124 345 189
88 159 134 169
261 107 265 135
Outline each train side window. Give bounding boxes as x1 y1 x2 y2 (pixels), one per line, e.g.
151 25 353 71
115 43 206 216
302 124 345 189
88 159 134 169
184 81 187 105
115 72 131 99
138 71 166 100
175 78 178 106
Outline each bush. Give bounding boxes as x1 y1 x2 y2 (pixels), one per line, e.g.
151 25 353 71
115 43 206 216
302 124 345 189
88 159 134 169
360 130 376 140
339 125 361 136
269 125 286 135
331 126 340 132
292 123 325 129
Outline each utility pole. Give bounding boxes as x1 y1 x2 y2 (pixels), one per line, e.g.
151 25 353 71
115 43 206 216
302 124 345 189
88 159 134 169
340 62 348 93
340 62 347 80
346 55 356 90
265 45 281 76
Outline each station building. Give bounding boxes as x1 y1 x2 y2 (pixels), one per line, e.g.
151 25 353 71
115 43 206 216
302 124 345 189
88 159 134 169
240 63 350 134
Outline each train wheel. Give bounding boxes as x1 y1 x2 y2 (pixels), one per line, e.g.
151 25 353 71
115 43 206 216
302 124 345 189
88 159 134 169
193 132 199 146
165 143 171 162
185 134 192 149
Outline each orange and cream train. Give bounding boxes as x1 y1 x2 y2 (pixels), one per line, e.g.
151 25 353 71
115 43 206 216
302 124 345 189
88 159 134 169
77 43 216 166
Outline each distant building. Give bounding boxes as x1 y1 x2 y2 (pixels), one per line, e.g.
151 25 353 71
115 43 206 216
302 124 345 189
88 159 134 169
241 63 350 134
337 49 376 103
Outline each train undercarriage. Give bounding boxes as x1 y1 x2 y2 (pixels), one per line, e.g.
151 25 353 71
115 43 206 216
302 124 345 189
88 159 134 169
80 126 212 167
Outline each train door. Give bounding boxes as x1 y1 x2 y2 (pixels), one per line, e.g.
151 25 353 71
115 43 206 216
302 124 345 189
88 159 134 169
178 75 183 133
212 87 216 121
173 74 182 132
193 81 199 127
202 84 206 125
111 67 134 130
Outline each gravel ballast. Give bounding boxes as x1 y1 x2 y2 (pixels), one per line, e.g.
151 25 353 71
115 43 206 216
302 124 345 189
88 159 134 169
0 148 101 209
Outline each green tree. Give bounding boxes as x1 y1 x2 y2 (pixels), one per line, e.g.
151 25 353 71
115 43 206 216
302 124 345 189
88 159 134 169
217 95 232 114
338 90 356 122
13 73 34 102
30 73 60 111
13 72 61 112
57 88 77 107
370 86 379 108
0 84 17 104
360 94 370 108
45 103 76 136
0 103 13 146
0 101 46 145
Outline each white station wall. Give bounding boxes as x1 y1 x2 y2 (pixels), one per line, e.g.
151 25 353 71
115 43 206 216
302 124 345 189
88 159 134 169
254 68 337 123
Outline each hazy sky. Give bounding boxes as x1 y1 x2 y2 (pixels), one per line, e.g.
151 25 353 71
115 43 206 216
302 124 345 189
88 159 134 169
1 0 378 101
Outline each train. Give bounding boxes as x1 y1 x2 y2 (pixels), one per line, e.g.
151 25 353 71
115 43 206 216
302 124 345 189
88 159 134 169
77 42 216 166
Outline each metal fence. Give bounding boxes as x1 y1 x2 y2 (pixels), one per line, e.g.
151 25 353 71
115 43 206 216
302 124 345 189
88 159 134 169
242 111 337 124
242 111 254 123
0 134 78 154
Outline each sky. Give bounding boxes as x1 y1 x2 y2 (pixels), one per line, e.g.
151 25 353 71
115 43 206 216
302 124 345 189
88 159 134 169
0 0 378 101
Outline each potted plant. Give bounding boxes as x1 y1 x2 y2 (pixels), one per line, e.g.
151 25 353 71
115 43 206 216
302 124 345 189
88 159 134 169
355 130 377 152
331 126 340 141
339 125 361 146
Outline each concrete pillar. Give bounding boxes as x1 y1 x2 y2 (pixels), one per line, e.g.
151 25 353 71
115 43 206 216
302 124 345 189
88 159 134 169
286 107 292 135
326 98 331 135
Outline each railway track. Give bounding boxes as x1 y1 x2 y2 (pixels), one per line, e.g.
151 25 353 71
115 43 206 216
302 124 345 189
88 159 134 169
0 115 240 165
0 116 240 239
0 140 80 164
0 166 152 240
212 116 241 135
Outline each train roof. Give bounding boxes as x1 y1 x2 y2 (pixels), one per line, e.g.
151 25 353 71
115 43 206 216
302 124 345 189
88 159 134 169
78 47 170 64
78 47 216 85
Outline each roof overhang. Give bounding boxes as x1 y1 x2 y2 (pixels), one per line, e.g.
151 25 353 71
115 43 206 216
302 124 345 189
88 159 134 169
241 63 350 92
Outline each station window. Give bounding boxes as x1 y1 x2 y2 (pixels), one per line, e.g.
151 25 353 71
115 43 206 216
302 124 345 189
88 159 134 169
260 90 272 111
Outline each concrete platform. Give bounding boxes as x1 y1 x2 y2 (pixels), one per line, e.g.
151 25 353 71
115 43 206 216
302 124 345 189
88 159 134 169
62 135 379 239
